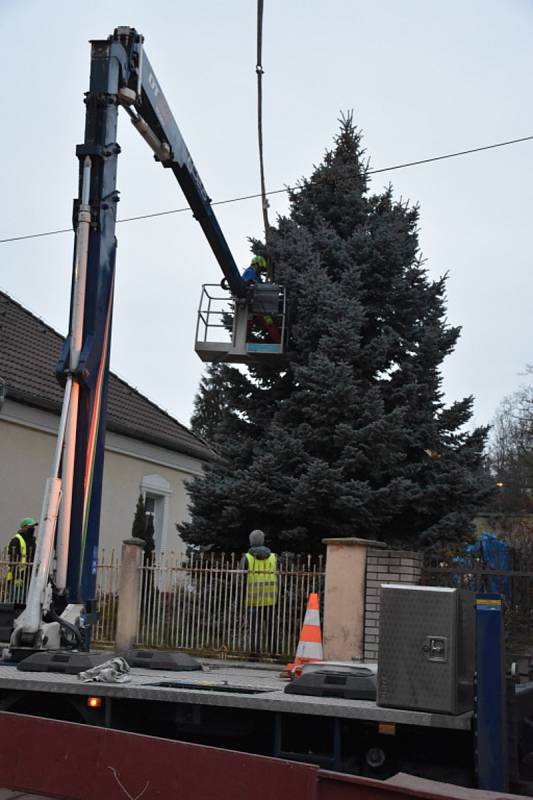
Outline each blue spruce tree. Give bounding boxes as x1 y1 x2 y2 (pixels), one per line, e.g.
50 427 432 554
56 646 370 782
182 115 490 552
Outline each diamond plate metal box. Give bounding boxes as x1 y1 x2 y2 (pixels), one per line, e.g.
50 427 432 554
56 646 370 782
377 584 474 714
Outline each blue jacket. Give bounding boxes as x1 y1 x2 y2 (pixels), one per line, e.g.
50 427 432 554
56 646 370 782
242 266 263 283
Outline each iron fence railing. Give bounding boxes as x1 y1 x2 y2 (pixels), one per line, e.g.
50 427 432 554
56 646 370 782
135 552 325 659
0 556 33 605
422 554 533 655
0 553 325 660
0 553 121 644
94 549 120 644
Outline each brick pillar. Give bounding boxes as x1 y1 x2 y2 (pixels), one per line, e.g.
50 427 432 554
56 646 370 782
322 537 385 661
363 549 423 662
115 538 144 651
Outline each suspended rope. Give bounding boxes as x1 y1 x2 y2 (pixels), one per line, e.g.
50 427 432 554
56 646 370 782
256 0 272 276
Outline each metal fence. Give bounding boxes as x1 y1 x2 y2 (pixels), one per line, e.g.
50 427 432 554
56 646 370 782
93 549 121 644
0 553 122 644
422 552 533 655
0 556 33 605
0 552 324 660
135 552 325 659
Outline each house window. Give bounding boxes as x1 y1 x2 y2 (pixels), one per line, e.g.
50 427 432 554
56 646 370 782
140 474 172 555
144 493 164 552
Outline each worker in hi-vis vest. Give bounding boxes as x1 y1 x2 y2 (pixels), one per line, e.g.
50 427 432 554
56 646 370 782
241 529 277 655
242 529 278 607
6 517 38 601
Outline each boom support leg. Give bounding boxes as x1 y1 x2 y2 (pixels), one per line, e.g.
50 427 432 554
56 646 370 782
61 37 123 628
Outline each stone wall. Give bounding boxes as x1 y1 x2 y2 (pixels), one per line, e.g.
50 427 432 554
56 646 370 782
363 548 423 662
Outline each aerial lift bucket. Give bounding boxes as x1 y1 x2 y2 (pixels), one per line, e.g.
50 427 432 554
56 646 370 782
195 283 286 364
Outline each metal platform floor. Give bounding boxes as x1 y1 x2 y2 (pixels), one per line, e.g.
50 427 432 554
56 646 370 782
0 658 472 730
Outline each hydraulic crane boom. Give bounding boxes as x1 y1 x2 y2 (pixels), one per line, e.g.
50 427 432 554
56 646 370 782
11 26 259 650
62 26 249 612
112 27 245 297
118 36 246 298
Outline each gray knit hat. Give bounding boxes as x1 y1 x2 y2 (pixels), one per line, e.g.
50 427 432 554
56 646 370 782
249 529 265 546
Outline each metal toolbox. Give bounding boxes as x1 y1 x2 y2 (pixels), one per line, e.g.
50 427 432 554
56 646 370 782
377 584 474 714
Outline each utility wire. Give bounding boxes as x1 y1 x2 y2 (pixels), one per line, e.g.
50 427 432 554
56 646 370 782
1 133 532 245
367 134 533 175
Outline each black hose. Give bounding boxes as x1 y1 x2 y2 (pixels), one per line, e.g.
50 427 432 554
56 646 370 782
49 608 83 647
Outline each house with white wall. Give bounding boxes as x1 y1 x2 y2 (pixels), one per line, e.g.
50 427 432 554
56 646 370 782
0 290 215 557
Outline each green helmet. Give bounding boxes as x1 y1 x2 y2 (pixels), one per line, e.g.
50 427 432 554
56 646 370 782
20 518 37 529
251 255 267 271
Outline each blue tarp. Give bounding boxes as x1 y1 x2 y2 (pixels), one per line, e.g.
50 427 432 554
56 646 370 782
454 533 512 598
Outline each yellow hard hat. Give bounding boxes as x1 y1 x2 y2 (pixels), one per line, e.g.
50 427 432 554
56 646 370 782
251 255 267 271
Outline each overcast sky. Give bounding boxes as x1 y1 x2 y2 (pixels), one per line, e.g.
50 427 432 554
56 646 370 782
1 0 532 432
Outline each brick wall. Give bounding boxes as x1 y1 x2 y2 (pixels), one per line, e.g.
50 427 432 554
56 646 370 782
363 548 423 662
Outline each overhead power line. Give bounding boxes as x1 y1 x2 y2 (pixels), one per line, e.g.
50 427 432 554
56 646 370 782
1 133 532 245
367 134 533 174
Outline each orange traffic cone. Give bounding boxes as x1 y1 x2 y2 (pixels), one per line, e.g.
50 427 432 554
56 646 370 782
281 593 323 679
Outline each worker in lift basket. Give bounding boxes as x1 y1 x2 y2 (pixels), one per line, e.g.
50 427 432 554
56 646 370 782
241 530 278 656
242 254 268 284
5 517 38 602
241 255 280 344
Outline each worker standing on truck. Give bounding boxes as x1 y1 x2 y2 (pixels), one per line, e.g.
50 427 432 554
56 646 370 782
241 529 278 655
5 518 37 602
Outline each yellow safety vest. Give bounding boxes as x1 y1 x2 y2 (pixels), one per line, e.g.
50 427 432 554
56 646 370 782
6 533 27 587
245 553 277 607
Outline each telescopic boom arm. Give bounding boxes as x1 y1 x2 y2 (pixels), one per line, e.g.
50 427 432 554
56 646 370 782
14 27 247 649
116 30 246 298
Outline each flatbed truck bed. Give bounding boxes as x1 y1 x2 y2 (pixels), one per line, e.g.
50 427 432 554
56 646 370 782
0 658 475 783
0 660 472 730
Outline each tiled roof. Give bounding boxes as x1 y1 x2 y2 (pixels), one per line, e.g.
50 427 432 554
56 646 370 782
0 290 215 462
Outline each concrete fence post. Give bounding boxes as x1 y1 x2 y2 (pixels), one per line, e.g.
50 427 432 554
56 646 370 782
115 537 144 651
322 537 385 662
